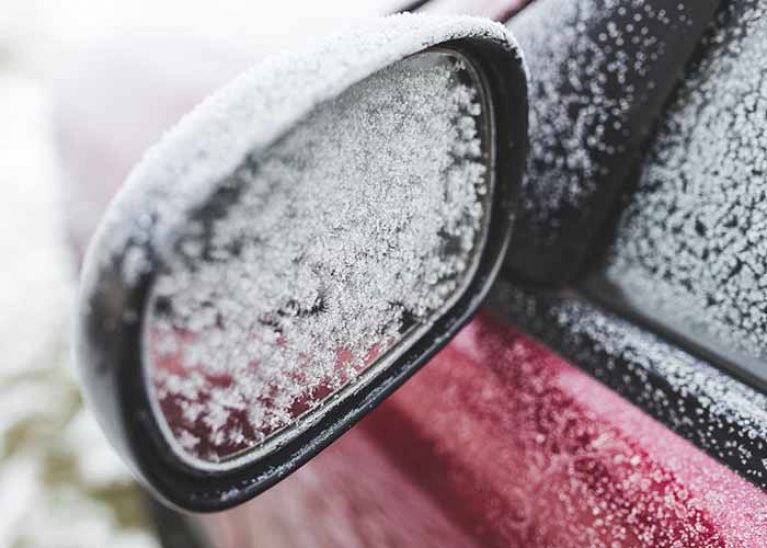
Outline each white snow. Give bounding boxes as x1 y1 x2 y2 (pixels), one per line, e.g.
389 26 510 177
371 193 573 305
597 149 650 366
79 15 515 278
507 0 700 242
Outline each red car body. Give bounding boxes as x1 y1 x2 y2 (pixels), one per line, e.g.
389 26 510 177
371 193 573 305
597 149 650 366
202 315 767 547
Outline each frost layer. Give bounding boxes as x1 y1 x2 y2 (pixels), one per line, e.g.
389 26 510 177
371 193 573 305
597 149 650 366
505 0 715 283
146 53 489 463
509 0 678 219
605 1 767 370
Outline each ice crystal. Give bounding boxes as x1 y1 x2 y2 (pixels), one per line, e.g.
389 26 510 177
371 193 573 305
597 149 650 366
146 52 489 463
502 0 715 285
74 14 520 465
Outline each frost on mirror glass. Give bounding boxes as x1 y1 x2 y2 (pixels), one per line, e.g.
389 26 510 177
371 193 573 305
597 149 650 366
144 51 491 464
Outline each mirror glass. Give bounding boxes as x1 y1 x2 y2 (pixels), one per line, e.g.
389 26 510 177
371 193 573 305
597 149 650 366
143 50 494 466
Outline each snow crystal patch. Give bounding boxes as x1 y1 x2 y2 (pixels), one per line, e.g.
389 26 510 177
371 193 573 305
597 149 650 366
73 14 522 468
78 14 515 279
146 52 490 464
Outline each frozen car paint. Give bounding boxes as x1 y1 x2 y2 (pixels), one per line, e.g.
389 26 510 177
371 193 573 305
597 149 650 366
495 281 767 489
203 314 767 547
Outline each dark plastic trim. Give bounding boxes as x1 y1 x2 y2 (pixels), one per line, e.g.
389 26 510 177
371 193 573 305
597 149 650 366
489 279 767 489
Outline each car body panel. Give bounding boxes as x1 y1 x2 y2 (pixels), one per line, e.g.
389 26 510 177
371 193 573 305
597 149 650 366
495 282 767 490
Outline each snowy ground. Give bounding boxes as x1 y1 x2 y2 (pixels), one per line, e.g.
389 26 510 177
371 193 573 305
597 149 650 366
0 0 405 545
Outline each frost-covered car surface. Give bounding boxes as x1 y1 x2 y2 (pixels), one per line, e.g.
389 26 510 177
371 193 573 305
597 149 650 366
57 0 767 546
594 0 767 392
204 311 767 546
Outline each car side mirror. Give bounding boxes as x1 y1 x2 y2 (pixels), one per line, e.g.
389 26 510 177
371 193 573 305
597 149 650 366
75 14 528 512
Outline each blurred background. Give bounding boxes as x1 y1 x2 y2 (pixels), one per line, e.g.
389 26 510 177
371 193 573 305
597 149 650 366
0 1 431 545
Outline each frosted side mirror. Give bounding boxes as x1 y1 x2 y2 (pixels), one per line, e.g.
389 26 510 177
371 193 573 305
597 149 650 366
76 15 527 512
